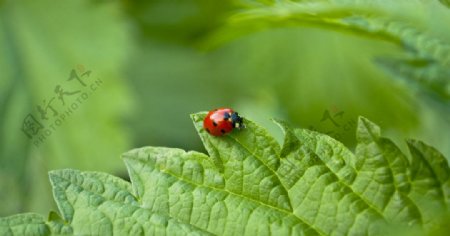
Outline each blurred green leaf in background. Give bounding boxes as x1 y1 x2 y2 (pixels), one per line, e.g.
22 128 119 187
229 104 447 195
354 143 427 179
0 0 133 216
124 0 450 156
1 0 450 221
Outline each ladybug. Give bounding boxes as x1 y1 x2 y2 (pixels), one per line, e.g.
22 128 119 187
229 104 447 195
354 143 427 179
203 108 244 136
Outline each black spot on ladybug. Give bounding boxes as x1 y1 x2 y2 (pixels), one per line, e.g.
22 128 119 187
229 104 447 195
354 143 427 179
221 129 226 134
206 128 210 133
213 121 218 127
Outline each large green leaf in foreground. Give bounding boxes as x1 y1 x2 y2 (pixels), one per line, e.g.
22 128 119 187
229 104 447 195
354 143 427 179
1 112 449 235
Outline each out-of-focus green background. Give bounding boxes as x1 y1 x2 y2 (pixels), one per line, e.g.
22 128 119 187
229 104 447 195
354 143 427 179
1 0 449 216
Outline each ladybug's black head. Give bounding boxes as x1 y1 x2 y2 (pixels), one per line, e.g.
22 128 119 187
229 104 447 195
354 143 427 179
231 112 244 129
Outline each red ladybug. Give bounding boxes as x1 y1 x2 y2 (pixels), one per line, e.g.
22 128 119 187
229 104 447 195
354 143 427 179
203 108 244 136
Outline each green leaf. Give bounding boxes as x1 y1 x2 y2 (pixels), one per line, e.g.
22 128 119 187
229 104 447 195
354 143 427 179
407 139 450 208
122 113 450 234
0 213 50 235
375 57 450 105
439 0 450 8
354 117 420 224
205 1 450 66
48 169 208 235
1 113 449 235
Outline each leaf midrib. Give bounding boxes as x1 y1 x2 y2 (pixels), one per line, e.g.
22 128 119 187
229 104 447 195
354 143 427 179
126 156 327 236
227 134 293 209
220 125 390 233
